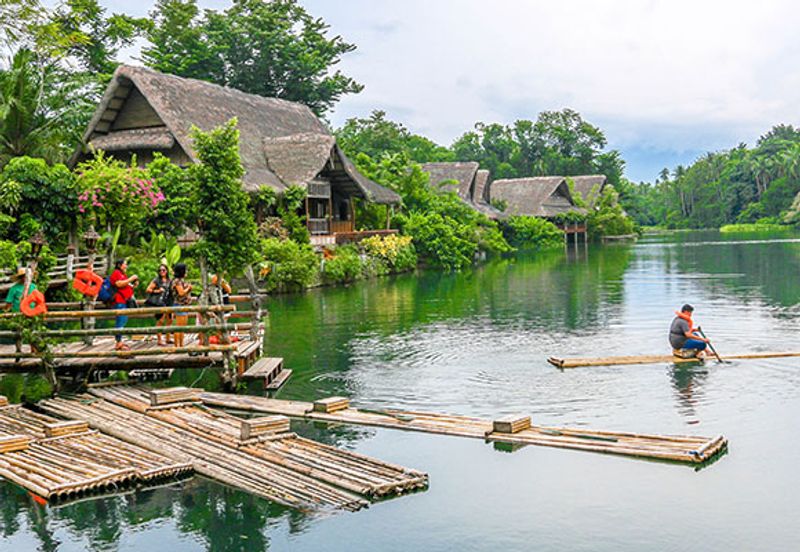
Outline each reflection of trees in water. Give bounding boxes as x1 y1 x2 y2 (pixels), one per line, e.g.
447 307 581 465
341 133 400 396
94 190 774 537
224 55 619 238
264 245 633 401
0 477 310 552
670 235 800 308
669 364 708 419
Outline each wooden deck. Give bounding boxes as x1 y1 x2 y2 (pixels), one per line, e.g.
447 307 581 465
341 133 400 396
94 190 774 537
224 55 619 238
200 393 728 466
0 334 255 373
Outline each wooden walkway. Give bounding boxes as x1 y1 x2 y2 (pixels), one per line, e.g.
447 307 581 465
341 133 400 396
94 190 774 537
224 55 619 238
200 393 728 465
36 386 428 512
548 351 800 368
0 334 252 373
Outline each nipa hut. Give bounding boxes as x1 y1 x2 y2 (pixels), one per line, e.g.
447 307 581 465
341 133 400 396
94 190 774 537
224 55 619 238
420 162 503 219
72 65 400 244
488 176 588 240
569 175 607 205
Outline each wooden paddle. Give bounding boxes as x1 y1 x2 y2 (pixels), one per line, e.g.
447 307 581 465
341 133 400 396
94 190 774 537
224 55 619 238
697 326 723 363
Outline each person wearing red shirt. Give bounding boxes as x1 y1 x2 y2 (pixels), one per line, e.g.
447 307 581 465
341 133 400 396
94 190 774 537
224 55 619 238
110 259 139 351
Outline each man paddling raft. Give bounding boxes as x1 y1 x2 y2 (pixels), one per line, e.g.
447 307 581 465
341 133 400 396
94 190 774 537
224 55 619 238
669 304 710 359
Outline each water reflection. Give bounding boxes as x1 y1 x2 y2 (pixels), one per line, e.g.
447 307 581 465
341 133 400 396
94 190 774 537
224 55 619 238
3 231 800 551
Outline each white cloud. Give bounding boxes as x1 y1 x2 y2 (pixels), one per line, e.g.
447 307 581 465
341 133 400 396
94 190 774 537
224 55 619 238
95 0 800 180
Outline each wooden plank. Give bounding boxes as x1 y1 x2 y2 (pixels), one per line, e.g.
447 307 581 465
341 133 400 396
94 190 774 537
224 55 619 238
265 369 292 390
548 351 800 368
0 435 31 453
0 396 7 407
492 414 531 434
242 357 283 379
313 397 350 413
43 421 89 438
149 387 200 407
240 416 290 441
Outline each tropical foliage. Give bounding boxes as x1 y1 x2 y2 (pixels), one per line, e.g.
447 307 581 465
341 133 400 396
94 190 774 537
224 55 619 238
142 0 362 115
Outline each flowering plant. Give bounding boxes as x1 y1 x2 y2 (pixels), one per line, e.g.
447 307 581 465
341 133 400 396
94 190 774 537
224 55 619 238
75 152 165 232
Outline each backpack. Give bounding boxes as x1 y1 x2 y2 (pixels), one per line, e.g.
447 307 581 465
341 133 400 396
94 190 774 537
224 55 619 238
97 277 115 304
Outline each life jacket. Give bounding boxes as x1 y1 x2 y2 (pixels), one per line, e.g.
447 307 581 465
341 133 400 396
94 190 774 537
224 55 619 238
674 310 694 332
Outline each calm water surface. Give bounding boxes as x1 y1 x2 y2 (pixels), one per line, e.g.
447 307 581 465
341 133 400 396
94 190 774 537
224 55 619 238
2 230 800 551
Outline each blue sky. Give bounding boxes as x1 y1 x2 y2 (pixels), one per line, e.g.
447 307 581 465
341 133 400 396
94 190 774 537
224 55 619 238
96 0 800 182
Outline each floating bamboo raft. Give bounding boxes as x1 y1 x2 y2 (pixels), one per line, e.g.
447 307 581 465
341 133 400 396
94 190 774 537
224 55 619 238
0 405 191 501
200 393 727 465
547 351 800 368
40 388 428 511
89 386 428 499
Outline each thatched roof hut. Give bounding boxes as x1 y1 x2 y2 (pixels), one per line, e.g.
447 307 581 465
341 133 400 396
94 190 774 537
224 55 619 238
73 65 400 205
421 162 503 219
488 177 586 218
569 175 608 204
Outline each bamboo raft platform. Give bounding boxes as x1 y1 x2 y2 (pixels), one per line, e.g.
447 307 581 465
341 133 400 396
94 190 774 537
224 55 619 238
547 351 800 368
200 393 728 465
0 403 191 502
38 389 428 511
88 386 428 498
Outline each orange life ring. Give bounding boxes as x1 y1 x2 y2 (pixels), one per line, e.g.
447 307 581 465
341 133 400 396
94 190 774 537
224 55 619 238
20 290 47 317
72 269 104 297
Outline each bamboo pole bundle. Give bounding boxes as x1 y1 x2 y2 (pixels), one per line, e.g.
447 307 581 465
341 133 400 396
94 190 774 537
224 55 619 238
0 323 256 340
0 396 7 407
312 397 350 413
0 440 139 500
0 344 236 360
39 395 368 511
200 392 728 465
0 435 31 453
90 386 429 498
548 352 800 368
241 416 290 441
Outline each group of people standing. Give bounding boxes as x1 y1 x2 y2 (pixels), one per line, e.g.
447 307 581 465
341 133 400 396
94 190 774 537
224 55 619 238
109 260 230 351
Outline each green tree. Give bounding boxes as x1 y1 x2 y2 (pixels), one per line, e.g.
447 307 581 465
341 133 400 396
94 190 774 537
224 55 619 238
189 118 260 274
0 156 77 245
143 0 362 115
336 110 454 162
0 48 93 165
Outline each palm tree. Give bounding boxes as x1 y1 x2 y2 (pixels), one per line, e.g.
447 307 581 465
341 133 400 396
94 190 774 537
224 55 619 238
0 48 92 166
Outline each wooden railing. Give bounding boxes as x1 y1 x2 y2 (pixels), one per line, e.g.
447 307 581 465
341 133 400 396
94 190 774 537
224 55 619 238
330 220 355 234
0 253 107 291
307 218 330 235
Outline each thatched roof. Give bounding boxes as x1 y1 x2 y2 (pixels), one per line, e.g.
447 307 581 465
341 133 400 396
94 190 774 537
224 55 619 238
569 175 607 204
489 177 586 218
421 162 480 199
76 65 400 204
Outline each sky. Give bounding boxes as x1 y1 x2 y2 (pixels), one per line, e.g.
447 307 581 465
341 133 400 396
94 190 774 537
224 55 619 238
96 0 800 182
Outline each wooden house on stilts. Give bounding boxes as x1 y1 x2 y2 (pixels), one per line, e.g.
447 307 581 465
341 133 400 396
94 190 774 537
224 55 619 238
72 65 400 245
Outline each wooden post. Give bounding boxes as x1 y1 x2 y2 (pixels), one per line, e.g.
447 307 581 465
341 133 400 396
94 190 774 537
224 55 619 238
244 265 262 342
82 250 97 346
350 198 356 232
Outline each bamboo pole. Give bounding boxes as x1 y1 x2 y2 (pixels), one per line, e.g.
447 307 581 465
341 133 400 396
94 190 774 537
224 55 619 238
0 344 236 359
0 323 255 339
0 304 235 320
548 351 800 368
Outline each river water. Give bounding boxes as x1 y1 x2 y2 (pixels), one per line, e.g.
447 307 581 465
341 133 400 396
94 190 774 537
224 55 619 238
2 230 799 551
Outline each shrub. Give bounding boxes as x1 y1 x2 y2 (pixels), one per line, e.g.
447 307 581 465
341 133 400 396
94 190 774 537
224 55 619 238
361 234 417 271
259 238 319 292
322 245 363 283
503 216 564 249
395 211 477 270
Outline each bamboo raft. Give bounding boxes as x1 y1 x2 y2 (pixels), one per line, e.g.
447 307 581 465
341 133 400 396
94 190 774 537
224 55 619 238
0 404 191 501
200 393 728 465
39 389 428 511
88 386 428 498
547 351 800 368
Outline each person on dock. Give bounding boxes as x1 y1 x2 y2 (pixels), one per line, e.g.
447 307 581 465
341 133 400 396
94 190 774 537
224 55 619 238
170 263 192 348
669 304 709 358
3 268 35 312
145 264 173 346
110 259 139 351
